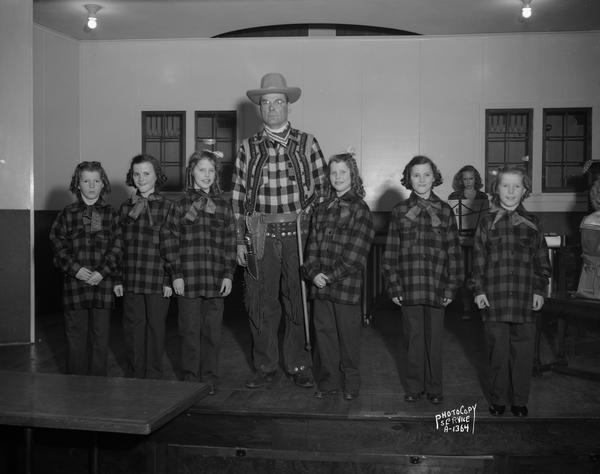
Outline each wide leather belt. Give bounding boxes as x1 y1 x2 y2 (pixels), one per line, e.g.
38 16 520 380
262 212 298 224
266 220 297 238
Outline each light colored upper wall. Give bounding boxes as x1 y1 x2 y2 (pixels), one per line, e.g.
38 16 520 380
1 0 33 210
35 30 600 212
34 26 79 210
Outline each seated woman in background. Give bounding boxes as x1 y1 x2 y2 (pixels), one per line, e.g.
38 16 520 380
448 165 490 319
576 179 600 299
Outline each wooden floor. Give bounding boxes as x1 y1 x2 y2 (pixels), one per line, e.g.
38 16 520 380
1 301 599 421
2 301 600 473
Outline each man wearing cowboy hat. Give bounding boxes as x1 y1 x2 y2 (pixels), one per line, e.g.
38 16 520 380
232 72 327 389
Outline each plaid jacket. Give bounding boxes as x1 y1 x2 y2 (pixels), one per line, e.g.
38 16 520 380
115 192 173 294
161 189 237 299
382 192 463 307
472 205 551 323
303 191 375 305
49 198 120 310
231 126 327 241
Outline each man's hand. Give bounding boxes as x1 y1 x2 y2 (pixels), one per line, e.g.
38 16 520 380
312 273 328 289
392 296 403 306
532 294 544 311
237 244 248 267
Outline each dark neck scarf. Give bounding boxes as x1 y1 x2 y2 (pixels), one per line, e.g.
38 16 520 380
406 197 442 227
81 200 103 232
184 190 216 221
264 123 291 147
491 206 538 231
128 193 159 226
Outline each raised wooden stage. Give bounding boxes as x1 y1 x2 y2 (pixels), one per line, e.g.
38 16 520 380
1 301 599 473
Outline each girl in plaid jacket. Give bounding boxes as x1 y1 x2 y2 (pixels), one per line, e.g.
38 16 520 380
472 165 550 417
114 154 174 379
162 151 236 393
382 155 463 405
49 161 120 376
304 151 375 401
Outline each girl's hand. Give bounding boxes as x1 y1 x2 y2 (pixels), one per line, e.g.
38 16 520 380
163 286 173 298
475 294 490 309
87 271 103 286
312 273 328 289
173 278 184 296
442 297 452 307
392 296 403 307
532 294 544 311
220 278 232 297
113 285 123 297
75 267 93 281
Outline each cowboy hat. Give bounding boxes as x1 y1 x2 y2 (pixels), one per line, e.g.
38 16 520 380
246 72 302 104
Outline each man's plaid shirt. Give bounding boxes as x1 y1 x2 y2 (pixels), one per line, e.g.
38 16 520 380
49 198 120 310
161 190 236 299
382 192 463 307
303 191 375 305
115 192 174 294
472 205 551 323
231 126 327 227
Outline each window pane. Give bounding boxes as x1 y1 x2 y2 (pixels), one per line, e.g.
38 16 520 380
488 114 506 135
145 141 161 159
567 113 586 137
216 141 234 163
508 141 527 163
163 141 181 164
545 114 563 138
146 116 162 138
216 116 235 139
565 140 584 162
545 141 563 163
488 142 505 163
196 116 213 138
545 166 563 188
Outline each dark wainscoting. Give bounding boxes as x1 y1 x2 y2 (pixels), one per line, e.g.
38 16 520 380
0 209 31 344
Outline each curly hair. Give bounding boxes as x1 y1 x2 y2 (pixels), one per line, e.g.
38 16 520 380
125 154 168 188
590 179 600 211
325 152 366 198
490 165 532 207
452 165 483 192
401 155 443 190
69 161 111 197
186 150 222 195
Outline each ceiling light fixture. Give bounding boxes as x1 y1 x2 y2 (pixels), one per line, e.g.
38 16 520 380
521 0 532 19
84 4 102 30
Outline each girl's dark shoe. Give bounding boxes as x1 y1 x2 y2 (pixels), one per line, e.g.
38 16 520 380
489 404 506 416
404 392 423 402
427 393 444 405
511 405 528 417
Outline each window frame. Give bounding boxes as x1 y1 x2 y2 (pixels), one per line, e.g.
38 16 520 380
141 111 186 192
194 110 237 192
484 109 533 193
542 107 592 193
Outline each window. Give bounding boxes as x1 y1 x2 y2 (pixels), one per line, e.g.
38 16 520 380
485 109 533 192
542 108 591 192
195 111 237 191
142 111 186 191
